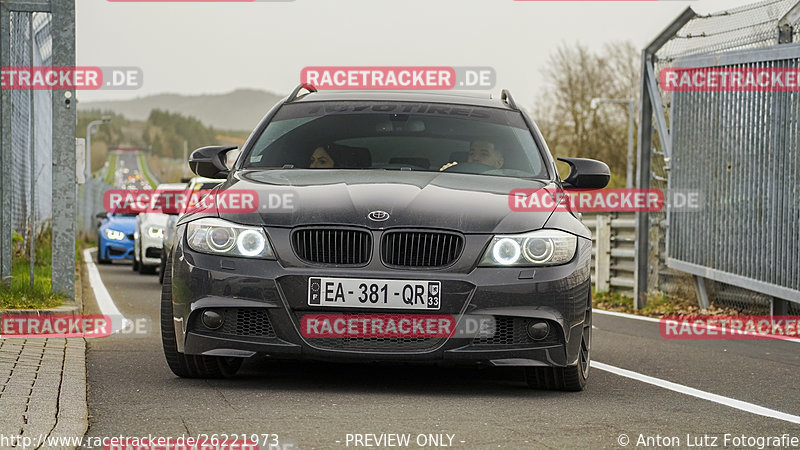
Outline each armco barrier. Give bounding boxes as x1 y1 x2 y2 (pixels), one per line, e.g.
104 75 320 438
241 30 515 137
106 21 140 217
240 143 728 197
583 212 636 298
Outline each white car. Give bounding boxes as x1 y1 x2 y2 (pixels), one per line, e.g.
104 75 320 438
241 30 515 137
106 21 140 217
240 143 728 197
133 183 186 275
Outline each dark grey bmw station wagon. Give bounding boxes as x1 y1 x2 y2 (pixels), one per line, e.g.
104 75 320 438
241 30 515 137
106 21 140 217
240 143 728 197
161 84 609 390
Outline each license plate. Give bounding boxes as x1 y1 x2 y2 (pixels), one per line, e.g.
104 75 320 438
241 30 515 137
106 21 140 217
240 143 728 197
308 277 441 310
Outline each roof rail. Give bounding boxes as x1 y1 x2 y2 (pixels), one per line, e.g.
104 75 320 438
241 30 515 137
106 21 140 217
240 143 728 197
286 83 318 103
500 89 518 110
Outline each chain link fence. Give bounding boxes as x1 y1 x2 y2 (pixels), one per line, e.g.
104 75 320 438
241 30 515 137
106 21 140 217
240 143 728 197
9 11 54 235
638 0 800 314
1 1 76 297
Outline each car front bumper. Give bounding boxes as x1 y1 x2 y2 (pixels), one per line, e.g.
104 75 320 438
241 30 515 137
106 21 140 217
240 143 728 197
100 236 134 260
139 233 163 266
168 230 592 368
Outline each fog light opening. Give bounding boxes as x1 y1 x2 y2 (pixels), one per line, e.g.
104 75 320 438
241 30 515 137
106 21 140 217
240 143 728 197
202 310 224 330
527 321 550 341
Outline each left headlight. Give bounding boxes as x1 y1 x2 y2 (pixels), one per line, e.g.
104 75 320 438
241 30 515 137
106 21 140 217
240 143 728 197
186 218 275 259
480 229 577 267
147 226 164 239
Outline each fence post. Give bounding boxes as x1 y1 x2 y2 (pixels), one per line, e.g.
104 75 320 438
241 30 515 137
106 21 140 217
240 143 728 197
0 4 11 285
634 50 653 311
635 8 696 310
595 215 611 292
692 275 710 311
50 1 77 299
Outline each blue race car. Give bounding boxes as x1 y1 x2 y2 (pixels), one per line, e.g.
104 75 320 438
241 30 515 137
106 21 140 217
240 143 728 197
96 211 137 264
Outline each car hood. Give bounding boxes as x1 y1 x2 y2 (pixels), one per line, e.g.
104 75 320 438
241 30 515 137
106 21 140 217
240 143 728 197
105 217 137 234
139 212 169 228
216 170 558 234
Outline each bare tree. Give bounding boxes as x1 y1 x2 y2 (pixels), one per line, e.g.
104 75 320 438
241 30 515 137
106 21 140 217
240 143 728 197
531 41 640 186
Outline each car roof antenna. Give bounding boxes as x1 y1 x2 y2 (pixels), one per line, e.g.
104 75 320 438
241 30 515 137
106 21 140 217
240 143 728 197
287 83 318 103
500 89 519 111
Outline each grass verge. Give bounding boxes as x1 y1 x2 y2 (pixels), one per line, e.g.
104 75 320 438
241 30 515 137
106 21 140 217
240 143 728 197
137 152 159 188
104 152 118 185
593 289 741 317
0 228 68 310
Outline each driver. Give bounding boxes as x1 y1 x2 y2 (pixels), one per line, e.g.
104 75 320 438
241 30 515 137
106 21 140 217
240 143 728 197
440 138 504 171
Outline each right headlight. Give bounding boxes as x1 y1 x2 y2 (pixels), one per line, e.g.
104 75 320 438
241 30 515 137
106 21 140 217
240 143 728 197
105 229 126 241
147 226 164 239
186 218 275 259
480 229 577 267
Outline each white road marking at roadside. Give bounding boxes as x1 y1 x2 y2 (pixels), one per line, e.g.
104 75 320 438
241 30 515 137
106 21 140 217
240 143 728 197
592 361 800 425
83 248 130 334
594 309 800 343
594 309 661 323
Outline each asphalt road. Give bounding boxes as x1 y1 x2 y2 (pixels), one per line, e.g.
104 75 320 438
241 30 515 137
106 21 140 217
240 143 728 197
112 150 151 190
81 257 800 449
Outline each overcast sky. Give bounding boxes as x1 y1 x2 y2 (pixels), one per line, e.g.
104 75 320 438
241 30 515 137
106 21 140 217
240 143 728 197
76 0 763 110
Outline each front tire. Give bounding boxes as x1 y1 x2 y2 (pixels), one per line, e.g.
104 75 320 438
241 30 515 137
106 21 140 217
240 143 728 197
158 250 167 285
160 256 242 378
525 295 591 391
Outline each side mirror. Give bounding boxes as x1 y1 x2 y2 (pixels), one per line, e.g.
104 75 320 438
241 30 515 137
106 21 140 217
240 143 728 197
558 157 610 189
189 146 237 178
95 212 108 219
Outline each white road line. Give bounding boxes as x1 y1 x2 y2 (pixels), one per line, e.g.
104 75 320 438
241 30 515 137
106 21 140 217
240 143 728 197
594 309 661 323
592 361 800 425
83 248 130 334
594 308 800 344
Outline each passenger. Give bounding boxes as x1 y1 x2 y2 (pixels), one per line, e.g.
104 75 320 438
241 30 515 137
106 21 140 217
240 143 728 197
309 145 335 168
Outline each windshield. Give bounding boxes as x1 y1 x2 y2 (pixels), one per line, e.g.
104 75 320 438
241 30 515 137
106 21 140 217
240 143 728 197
244 101 549 179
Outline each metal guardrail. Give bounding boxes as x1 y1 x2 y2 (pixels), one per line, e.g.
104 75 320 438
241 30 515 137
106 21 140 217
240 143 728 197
582 212 636 298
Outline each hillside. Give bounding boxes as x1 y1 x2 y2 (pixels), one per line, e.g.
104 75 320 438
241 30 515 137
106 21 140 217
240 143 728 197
79 89 284 131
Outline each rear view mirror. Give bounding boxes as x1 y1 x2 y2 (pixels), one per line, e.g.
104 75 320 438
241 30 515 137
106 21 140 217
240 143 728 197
558 157 610 189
